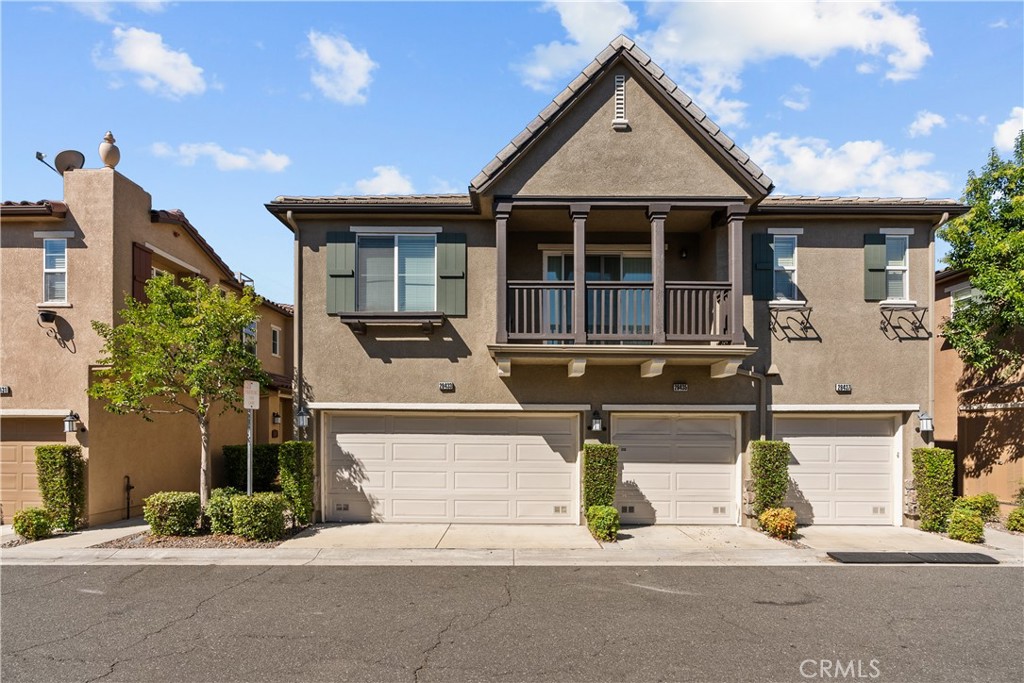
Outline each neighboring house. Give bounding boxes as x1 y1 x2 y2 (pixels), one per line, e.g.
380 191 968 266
267 36 968 528
1 140 293 525
934 268 1022 514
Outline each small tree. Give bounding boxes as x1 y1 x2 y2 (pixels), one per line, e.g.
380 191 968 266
89 276 267 507
939 131 1024 375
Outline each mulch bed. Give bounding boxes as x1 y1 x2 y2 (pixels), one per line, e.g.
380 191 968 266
92 526 307 550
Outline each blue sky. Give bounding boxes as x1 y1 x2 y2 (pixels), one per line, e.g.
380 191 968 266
3 1 1022 305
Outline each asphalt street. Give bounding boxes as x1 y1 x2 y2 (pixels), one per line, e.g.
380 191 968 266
2 565 1021 683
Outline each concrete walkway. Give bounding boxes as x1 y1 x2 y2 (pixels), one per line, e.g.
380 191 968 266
2 520 1020 567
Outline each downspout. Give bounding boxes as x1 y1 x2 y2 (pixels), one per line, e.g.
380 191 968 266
928 212 950 446
736 367 768 440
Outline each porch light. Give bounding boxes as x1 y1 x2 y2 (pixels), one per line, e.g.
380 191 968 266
295 405 310 430
272 412 282 425
917 411 934 434
63 411 80 433
590 410 605 432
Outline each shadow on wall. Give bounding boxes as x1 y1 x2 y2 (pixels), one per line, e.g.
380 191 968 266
959 411 1023 478
787 477 815 525
768 308 821 343
617 477 658 524
37 313 77 354
351 321 472 363
879 308 931 342
328 446 381 521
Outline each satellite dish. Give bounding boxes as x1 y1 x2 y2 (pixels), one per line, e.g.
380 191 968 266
53 150 85 175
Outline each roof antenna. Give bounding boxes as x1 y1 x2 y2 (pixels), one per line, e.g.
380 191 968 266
35 151 60 176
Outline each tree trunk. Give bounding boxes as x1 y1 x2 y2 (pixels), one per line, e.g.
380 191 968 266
199 414 211 508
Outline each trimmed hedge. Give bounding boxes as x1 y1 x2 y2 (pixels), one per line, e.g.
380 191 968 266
144 492 201 536
279 441 314 526
947 508 984 543
912 447 955 532
13 506 54 540
1005 508 1024 533
750 441 791 516
223 443 280 492
586 505 620 542
232 492 287 542
206 487 242 535
953 493 1000 522
759 507 798 539
583 443 619 511
35 444 87 531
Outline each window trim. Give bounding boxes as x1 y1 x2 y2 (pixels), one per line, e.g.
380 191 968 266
883 235 909 302
355 233 438 313
771 234 799 302
270 325 282 357
42 238 67 304
950 284 981 314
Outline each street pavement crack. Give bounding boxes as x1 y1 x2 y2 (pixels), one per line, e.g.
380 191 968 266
0 568 86 597
412 614 458 683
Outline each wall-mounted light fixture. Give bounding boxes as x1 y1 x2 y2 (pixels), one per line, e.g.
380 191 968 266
272 412 282 425
679 247 688 260
63 410 81 433
589 410 605 432
917 411 934 434
296 405 310 435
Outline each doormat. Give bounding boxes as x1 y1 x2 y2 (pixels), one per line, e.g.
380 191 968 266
827 551 999 564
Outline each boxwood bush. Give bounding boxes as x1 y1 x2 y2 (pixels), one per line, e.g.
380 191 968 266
759 507 798 539
947 508 984 543
12 506 54 540
912 447 955 532
279 441 314 526
144 492 202 536
586 505 620 542
750 441 791 516
35 444 86 531
223 443 280 492
952 493 1000 522
583 443 618 511
232 492 287 542
206 487 242 535
1005 508 1024 532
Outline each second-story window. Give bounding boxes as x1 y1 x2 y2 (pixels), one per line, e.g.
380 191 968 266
885 236 909 300
772 236 797 300
951 284 982 313
43 238 67 303
243 321 257 353
271 326 281 357
356 235 436 311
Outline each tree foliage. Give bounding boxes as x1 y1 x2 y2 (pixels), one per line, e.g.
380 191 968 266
939 131 1024 375
89 276 267 505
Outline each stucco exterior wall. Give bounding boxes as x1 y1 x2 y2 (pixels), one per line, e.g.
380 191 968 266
933 277 963 452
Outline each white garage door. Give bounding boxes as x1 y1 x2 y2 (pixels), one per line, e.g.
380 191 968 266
611 414 739 525
325 412 579 523
775 416 896 525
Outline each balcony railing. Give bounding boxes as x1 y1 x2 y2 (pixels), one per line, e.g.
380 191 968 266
506 281 731 343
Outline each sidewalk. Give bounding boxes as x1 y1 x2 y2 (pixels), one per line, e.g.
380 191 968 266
2 519 1021 567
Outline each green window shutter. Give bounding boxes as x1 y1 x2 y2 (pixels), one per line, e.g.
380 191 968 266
326 231 356 314
751 233 774 301
863 234 886 301
435 232 466 316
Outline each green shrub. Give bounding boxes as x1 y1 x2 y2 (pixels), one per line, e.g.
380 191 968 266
912 447 955 532
947 508 985 543
278 441 314 526
12 506 54 540
750 441 791 516
586 505 620 542
34 444 86 531
143 492 202 536
223 443 280 491
1005 507 1024 533
232 492 287 542
1014 482 1024 508
206 487 242 535
758 507 798 539
583 443 618 511
953 493 1000 522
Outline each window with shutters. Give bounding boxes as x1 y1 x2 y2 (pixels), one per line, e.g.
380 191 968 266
43 239 67 303
772 236 798 301
883 236 909 301
356 234 437 312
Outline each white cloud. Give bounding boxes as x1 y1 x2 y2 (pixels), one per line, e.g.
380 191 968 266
855 62 876 74
306 30 377 105
354 166 415 195
96 27 206 98
993 107 1024 153
989 19 1009 29
428 177 461 194
908 110 946 137
748 133 952 197
73 1 117 23
152 142 291 172
517 1 637 90
133 1 170 13
781 85 810 111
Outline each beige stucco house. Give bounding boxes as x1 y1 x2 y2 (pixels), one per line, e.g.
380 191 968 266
1 142 293 525
267 36 968 528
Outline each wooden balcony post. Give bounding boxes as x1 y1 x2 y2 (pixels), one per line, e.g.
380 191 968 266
727 205 748 345
495 204 510 344
570 204 589 344
648 204 670 345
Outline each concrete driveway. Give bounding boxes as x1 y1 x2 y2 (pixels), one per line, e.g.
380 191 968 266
796 525 998 552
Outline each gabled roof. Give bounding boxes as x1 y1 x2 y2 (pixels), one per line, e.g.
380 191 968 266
754 195 970 216
0 200 68 218
470 35 773 197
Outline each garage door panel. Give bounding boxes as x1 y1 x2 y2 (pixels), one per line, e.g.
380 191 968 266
392 471 447 490
679 444 735 465
516 443 572 462
454 443 510 462
517 416 575 435
516 500 572 519
336 442 386 461
454 499 510 519
791 472 832 493
615 417 673 437
676 471 733 492
839 418 894 437
516 471 572 491
834 473 890 492
331 415 387 433
789 444 831 464
676 501 733 521
454 471 510 490
0 445 17 464
393 443 447 462
835 445 890 463
835 501 890 521
674 418 736 437
392 499 447 519
622 470 672 491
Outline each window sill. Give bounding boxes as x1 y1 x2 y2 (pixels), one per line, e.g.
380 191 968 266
879 300 920 310
37 302 72 308
334 311 446 335
768 300 809 310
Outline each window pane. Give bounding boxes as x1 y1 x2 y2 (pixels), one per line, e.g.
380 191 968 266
886 271 905 299
886 237 906 267
622 257 652 281
44 239 66 270
774 270 797 300
44 272 66 302
397 236 435 311
773 237 796 268
357 236 395 311
545 255 565 281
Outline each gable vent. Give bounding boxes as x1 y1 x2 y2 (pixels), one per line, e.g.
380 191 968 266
612 75 629 131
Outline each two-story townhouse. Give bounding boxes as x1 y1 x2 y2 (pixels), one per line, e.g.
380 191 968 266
1 139 293 525
267 36 967 528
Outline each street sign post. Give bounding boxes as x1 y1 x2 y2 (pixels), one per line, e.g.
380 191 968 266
243 380 260 495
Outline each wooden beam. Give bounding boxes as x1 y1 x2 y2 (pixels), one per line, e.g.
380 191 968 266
640 358 666 378
568 358 587 378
